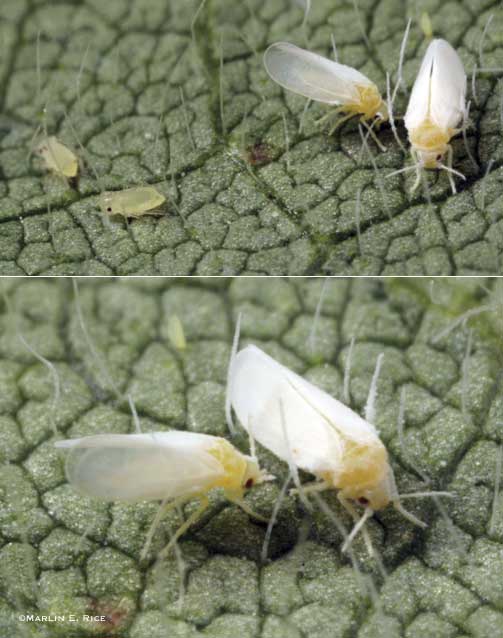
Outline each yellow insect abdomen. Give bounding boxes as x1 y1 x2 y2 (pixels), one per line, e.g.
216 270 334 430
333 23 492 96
410 120 451 153
334 440 389 497
208 439 247 492
353 84 386 121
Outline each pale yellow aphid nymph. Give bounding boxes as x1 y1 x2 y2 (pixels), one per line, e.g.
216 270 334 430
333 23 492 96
228 345 452 554
55 431 271 559
263 42 388 139
34 136 79 178
99 186 166 219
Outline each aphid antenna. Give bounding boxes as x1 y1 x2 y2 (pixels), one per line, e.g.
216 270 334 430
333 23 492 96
298 98 312 134
75 41 90 114
178 86 197 152
461 101 478 171
398 491 454 500
225 312 242 436
364 352 384 425
386 71 406 153
351 0 370 50
261 472 292 562
478 13 494 69
354 187 363 256
480 158 495 211
438 147 466 195
307 277 329 355
431 303 494 343
343 336 356 405
219 32 227 137
489 444 503 535
281 112 291 171
1 289 61 437
358 125 391 220
396 386 431 484
278 397 312 513
331 33 339 63
461 328 473 419
72 278 123 402
391 17 412 105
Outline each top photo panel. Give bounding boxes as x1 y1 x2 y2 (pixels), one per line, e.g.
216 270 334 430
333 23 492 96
0 0 501 277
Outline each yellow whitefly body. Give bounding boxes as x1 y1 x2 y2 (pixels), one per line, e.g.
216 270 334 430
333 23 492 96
404 39 466 170
99 186 166 219
229 345 394 512
34 136 79 178
263 42 388 125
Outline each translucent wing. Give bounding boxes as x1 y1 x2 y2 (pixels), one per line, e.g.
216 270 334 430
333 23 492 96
55 431 225 502
429 39 466 129
405 39 466 132
264 42 372 105
230 346 381 476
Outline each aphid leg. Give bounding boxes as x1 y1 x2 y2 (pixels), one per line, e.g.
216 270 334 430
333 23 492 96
392 499 427 529
337 493 374 557
360 119 386 152
261 472 292 562
158 496 210 561
461 101 478 171
386 72 406 153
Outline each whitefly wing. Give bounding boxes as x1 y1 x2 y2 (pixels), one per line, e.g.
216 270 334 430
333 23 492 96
405 38 466 132
230 345 346 475
264 42 372 105
428 39 466 130
55 431 225 502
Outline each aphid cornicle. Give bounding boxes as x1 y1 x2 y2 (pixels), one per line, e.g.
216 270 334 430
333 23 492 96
263 42 388 136
34 136 79 178
55 431 271 558
403 38 467 192
228 344 451 553
99 186 166 219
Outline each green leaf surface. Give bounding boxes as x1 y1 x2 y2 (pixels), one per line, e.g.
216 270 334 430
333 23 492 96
1 0 502 275
1 276 503 637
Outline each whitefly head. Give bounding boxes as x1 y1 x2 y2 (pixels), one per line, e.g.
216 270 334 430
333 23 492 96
242 454 274 489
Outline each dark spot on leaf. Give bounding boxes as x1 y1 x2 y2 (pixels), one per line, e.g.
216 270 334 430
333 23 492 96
246 142 273 166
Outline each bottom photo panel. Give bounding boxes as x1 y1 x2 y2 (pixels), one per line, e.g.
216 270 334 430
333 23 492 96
0 276 501 638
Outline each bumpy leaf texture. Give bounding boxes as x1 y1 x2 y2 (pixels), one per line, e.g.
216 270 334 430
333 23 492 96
0 0 502 275
0 277 502 637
